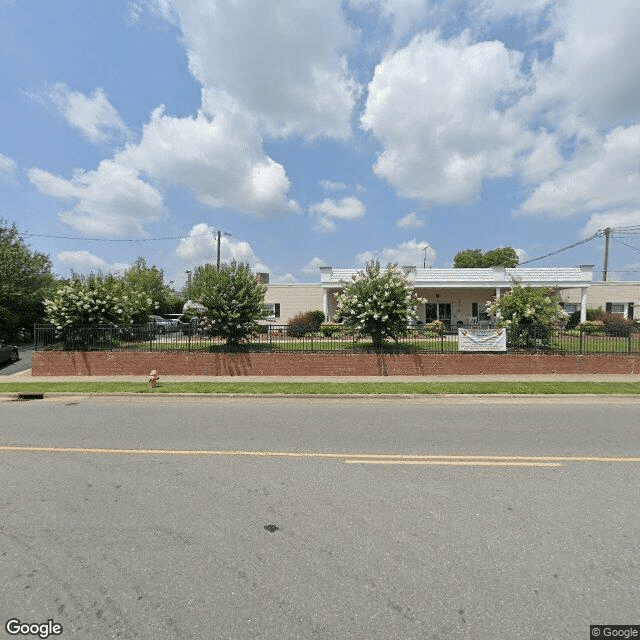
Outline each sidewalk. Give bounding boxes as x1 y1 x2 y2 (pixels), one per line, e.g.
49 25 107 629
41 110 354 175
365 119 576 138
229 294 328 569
2 369 639 383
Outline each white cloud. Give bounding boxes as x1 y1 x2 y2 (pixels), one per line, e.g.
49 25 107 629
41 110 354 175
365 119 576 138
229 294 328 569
302 256 328 274
519 125 640 219
175 223 269 273
36 83 129 144
271 272 298 284
319 179 347 192
29 100 298 236
396 212 424 229
470 0 553 23
120 105 298 217
530 0 640 131
57 250 129 274
514 247 530 263
356 239 436 267
28 160 165 236
581 210 640 239
518 130 564 183
0 152 17 181
166 0 360 140
125 2 145 25
309 196 365 232
348 0 430 40
362 31 531 204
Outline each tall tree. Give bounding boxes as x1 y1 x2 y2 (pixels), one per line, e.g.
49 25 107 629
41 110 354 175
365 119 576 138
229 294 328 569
190 260 268 346
452 249 484 268
453 247 519 268
123 257 179 313
335 260 424 348
0 218 55 339
486 284 566 348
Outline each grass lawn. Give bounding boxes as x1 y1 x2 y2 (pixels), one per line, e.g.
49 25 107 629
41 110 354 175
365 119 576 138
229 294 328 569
1 381 639 395
110 336 459 353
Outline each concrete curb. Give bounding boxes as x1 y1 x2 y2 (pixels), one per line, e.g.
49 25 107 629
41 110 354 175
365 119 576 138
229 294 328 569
3 391 640 402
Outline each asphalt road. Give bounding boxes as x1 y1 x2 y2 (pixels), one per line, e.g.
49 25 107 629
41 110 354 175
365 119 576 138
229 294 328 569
0 347 32 376
1 396 639 640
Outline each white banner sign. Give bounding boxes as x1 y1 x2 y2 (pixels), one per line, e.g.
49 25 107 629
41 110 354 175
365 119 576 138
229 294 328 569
458 328 507 352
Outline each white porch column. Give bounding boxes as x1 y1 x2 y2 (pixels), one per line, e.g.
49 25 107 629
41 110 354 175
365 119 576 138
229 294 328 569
495 287 501 299
580 288 588 323
323 288 330 322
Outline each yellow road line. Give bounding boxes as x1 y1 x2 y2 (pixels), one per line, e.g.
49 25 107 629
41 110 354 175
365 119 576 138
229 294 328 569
344 460 562 467
0 445 639 465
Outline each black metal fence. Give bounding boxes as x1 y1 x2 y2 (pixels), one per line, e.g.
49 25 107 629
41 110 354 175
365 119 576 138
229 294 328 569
33 323 640 355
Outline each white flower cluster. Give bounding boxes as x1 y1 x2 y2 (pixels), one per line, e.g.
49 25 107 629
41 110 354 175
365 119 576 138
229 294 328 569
335 262 425 340
45 280 152 327
486 284 566 329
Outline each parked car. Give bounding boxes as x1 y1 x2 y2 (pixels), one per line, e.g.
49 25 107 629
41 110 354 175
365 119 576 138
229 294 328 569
0 341 19 365
149 315 179 334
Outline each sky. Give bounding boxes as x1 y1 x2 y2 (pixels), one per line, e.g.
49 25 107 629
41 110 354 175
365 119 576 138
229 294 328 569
2 0 640 288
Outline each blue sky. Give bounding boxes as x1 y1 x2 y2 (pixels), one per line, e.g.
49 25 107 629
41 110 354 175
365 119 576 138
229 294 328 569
2 0 640 288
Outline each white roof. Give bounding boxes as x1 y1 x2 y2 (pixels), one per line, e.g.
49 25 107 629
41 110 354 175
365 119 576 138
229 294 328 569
321 266 593 289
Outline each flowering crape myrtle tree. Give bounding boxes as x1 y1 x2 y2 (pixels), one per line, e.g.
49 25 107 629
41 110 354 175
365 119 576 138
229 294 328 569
196 260 268 347
485 283 567 348
335 260 425 348
44 279 153 327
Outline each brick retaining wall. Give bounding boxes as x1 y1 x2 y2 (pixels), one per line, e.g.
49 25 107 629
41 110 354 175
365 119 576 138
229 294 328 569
32 351 640 376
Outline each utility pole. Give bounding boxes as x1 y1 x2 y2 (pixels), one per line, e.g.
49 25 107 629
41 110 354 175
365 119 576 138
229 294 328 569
423 243 431 268
216 230 231 270
602 227 611 282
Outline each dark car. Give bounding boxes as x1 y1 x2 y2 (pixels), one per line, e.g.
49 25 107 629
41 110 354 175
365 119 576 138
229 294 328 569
0 341 19 365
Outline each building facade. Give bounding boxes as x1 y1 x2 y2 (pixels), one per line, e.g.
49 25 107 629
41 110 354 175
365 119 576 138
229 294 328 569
320 265 595 327
261 266 639 327
559 282 638 320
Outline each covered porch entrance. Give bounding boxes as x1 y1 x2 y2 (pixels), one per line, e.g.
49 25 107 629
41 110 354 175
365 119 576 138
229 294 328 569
424 302 452 330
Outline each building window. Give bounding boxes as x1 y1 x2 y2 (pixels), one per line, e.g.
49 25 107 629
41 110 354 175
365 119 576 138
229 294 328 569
605 302 634 319
560 302 580 316
606 302 625 317
264 303 280 319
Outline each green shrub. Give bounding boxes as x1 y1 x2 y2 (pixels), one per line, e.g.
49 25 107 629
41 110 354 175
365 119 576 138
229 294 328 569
593 311 637 337
424 320 445 335
320 322 343 337
578 320 604 335
287 311 321 337
311 309 325 325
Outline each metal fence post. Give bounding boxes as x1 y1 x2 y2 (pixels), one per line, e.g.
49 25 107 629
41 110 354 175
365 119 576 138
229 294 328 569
579 329 583 355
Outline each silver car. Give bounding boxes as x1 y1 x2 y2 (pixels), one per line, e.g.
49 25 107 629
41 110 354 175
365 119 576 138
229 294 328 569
149 315 179 334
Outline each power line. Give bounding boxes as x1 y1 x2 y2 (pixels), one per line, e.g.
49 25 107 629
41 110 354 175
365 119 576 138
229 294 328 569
612 236 640 254
518 233 600 265
23 231 217 242
607 225 640 235
519 225 640 268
